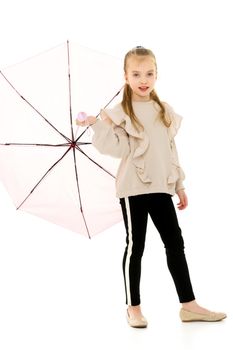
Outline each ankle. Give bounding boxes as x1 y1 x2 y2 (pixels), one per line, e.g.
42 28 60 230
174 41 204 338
127 305 143 317
181 300 210 314
182 300 197 309
128 305 141 311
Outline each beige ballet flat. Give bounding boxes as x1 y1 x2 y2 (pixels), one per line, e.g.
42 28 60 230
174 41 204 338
180 308 227 322
126 310 148 328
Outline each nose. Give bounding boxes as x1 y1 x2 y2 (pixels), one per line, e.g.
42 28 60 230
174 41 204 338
140 76 147 84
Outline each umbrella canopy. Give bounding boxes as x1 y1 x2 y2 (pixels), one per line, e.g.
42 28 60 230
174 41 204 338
0 41 124 238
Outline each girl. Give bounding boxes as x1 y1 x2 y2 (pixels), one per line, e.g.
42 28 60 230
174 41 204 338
77 46 226 328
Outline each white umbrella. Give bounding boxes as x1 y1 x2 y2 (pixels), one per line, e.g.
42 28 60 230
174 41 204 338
0 41 123 238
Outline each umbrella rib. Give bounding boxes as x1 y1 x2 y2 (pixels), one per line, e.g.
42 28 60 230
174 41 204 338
72 148 91 239
66 40 75 142
0 70 71 143
75 145 115 178
16 146 71 210
0 142 70 147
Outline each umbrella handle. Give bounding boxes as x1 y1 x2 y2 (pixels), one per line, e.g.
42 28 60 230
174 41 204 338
74 123 92 140
74 125 79 139
74 86 124 142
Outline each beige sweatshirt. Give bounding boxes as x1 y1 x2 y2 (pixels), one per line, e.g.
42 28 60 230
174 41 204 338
91 100 185 198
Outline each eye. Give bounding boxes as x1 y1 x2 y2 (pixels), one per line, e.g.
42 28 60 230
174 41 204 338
132 73 139 77
147 72 154 77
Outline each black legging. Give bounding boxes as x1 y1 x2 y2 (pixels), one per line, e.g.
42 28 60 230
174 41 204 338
120 193 195 306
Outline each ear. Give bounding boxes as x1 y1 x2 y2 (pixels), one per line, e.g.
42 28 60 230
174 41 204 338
124 72 129 84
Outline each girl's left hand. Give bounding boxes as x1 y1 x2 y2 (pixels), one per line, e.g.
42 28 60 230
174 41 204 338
176 189 188 210
76 116 96 127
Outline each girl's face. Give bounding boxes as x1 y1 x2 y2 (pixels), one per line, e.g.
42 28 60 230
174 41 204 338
125 56 157 101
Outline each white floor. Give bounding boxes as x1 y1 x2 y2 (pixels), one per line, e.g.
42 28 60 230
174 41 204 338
0 184 231 350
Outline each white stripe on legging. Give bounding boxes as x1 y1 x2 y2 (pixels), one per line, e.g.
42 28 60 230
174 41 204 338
124 197 133 306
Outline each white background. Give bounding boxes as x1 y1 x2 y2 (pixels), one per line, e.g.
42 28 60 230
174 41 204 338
0 0 232 349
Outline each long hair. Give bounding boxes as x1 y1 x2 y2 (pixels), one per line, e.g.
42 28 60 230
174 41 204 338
121 46 171 131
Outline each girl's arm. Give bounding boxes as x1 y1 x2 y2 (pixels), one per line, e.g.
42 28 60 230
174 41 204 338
170 138 185 193
91 119 130 158
170 139 188 210
76 115 130 159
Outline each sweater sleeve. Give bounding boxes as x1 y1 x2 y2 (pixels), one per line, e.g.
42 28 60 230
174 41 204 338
170 139 185 193
164 102 185 192
91 120 130 159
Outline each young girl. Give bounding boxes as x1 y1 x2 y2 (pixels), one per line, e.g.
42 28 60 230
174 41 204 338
77 46 226 328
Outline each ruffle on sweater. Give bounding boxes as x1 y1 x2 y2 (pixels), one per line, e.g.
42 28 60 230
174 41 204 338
164 103 185 187
101 105 151 184
101 102 183 186
164 102 183 139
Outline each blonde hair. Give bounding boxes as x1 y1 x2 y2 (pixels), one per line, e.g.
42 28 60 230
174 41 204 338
121 46 171 131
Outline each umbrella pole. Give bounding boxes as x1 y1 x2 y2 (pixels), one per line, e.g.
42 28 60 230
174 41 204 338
75 86 124 143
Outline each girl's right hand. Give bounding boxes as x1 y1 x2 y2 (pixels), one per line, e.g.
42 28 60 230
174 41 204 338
76 116 96 127
100 110 112 125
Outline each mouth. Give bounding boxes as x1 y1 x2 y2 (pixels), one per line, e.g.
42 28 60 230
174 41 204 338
139 86 149 92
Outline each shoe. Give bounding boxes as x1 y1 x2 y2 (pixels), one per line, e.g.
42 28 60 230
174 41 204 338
180 308 227 322
126 310 148 328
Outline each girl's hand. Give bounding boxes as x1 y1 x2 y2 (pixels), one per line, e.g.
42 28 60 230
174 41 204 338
100 110 112 125
76 116 96 127
176 189 188 210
